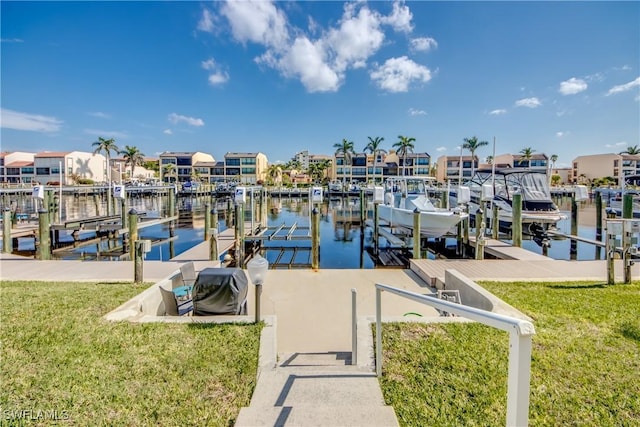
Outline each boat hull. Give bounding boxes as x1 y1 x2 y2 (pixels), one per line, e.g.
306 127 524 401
377 204 467 239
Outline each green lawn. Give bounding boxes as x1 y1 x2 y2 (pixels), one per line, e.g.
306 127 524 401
0 281 262 426
379 281 640 426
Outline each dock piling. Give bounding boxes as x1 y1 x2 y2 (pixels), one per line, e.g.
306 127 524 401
512 193 522 247
204 201 211 242
128 209 139 260
38 208 51 260
312 207 320 269
570 196 578 260
413 209 421 259
595 191 603 260
3 208 13 253
475 206 485 260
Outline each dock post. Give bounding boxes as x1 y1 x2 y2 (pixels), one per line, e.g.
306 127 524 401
492 203 499 240
120 198 127 230
3 208 12 253
623 194 633 219
235 203 245 267
204 201 211 242
168 188 176 218
37 208 51 260
623 222 632 284
606 222 616 285
211 206 219 232
312 207 320 269
595 191 603 260
413 208 421 259
463 213 470 255
227 199 233 227
359 189 365 228
570 196 578 260
475 206 484 260
134 240 144 284
209 228 219 261
373 202 379 256
107 183 113 216
169 222 175 259
512 193 522 247
128 209 139 260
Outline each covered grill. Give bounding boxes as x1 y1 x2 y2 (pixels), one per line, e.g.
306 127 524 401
192 268 248 316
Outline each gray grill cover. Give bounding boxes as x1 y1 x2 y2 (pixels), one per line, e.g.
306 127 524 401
192 268 248 316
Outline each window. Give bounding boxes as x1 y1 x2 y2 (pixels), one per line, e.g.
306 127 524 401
178 168 191 175
176 158 192 166
196 167 208 174
416 157 429 165
352 168 366 176
241 158 256 165
336 158 344 166
462 161 473 168
36 167 50 175
241 167 255 174
211 167 225 175
416 168 430 175
6 168 20 175
613 160 619 167
226 158 240 166
162 158 176 165
352 157 366 167
21 167 34 174
226 168 240 176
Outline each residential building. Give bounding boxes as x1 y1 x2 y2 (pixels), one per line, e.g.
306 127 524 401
333 150 431 183
550 167 572 185
435 155 479 184
222 152 268 185
571 153 640 185
159 152 215 183
294 150 310 170
1 152 36 184
36 151 107 184
494 153 549 173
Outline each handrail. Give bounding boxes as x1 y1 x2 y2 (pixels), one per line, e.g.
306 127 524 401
375 283 535 427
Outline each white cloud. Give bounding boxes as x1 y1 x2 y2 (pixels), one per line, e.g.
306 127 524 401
556 131 567 137
408 108 426 116
197 9 215 33
88 111 110 119
489 109 507 115
220 0 289 49
436 146 447 152
559 77 587 95
168 113 205 127
606 76 640 96
163 129 173 135
1 38 24 43
410 37 437 52
202 58 229 86
325 4 385 72
214 0 424 93
84 129 129 139
370 56 432 93
515 97 541 108
380 1 413 33
275 36 340 92
605 141 627 148
0 108 62 132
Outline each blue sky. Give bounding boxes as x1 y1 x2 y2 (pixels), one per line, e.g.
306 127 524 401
1 1 639 168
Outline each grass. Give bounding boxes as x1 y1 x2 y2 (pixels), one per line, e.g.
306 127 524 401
0 281 262 426
378 280 640 426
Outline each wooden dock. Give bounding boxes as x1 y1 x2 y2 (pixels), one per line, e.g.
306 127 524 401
467 236 550 261
170 222 258 261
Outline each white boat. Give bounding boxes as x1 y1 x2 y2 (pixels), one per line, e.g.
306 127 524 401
377 177 468 239
449 169 566 245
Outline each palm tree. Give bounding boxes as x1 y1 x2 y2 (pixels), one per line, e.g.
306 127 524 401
393 135 416 177
163 163 177 183
120 145 145 180
486 155 494 165
519 147 536 168
91 137 119 183
620 145 640 155
364 136 386 183
266 164 283 186
333 138 355 185
550 154 558 169
462 136 488 176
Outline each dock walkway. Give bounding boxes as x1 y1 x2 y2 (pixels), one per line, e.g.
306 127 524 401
467 236 550 260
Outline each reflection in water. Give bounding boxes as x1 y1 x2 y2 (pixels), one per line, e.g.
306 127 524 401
1 192 606 265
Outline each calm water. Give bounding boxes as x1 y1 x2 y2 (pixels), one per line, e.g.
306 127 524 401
3 193 607 267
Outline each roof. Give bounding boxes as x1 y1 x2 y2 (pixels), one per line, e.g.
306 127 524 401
35 151 71 158
5 161 34 167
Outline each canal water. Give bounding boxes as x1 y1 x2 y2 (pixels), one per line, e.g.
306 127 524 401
3 193 605 268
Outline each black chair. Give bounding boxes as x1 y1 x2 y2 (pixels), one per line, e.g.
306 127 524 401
159 286 193 316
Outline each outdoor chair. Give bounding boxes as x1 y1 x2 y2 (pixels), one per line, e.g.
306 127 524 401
179 261 197 287
159 286 193 316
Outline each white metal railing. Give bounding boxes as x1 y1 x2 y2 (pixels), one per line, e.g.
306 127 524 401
375 283 535 427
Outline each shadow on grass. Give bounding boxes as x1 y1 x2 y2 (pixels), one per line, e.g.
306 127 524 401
187 321 263 330
619 321 640 342
546 283 607 290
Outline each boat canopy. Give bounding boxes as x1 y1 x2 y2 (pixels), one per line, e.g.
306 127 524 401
384 177 435 195
466 169 552 201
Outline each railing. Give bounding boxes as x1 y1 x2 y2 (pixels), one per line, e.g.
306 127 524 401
375 283 535 427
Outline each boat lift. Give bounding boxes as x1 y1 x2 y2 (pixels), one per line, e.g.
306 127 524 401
605 218 640 284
